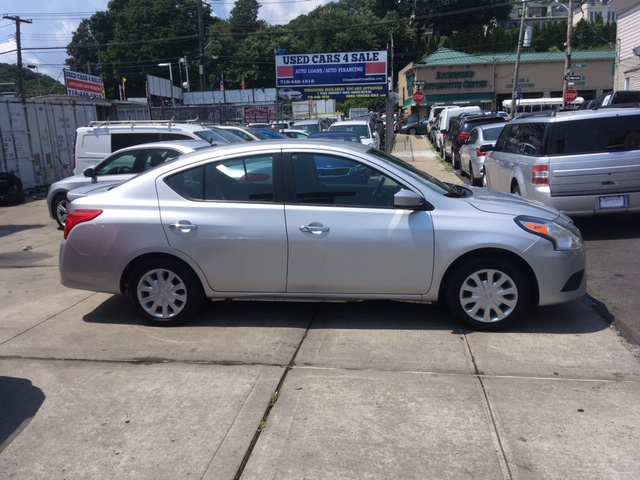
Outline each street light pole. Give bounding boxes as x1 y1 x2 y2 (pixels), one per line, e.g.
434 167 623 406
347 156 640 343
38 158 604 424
511 1 528 116
158 62 174 106
180 57 190 92
27 64 41 96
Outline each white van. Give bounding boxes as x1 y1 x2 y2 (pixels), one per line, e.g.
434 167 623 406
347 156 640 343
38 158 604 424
73 120 220 174
433 106 482 159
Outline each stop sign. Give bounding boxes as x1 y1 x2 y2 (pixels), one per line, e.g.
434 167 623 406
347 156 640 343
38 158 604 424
564 89 578 103
413 90 425 104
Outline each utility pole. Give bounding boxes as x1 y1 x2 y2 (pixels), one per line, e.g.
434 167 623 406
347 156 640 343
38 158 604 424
511 2 527 116
3 15 32 97
562 0 574 108
198 0 206 91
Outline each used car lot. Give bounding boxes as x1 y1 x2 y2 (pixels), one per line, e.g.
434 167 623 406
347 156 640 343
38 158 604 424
0 190 639 479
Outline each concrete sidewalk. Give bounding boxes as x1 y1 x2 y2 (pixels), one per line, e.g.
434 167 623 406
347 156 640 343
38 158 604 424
390 133 463 184
1 144 639 479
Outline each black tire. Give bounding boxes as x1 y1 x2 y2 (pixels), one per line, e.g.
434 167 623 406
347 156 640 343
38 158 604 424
512 184 521 195
0 173 26 207
52 193 70 229
127 258 205 326
452 152 460 169
470 164 483 187
445 257 530 331
408 128 417 135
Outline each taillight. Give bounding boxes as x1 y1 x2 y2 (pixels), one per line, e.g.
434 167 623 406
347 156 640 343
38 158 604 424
458 132 470 142
476 148 486 157
63 209 103 239
532 165 549 185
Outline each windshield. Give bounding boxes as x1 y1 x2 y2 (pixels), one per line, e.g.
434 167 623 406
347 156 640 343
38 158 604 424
196 129 229 145
368 149 455 195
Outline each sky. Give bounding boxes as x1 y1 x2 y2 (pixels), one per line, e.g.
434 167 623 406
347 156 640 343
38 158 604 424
0 0 330 81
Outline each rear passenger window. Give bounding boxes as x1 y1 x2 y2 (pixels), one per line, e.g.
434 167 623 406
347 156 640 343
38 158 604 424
496 123 545 155
549 116 640 155
166 155 275 202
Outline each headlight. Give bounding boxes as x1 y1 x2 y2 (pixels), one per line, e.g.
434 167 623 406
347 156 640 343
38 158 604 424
515 216 583 251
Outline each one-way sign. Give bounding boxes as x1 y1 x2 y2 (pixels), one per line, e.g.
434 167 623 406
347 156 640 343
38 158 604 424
565 75 581 81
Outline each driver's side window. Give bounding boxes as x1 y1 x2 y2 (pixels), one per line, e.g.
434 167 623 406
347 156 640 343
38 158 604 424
94 152 138 176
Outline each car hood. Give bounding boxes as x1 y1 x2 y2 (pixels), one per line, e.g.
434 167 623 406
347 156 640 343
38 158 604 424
67 181 123 202
466 187 562 221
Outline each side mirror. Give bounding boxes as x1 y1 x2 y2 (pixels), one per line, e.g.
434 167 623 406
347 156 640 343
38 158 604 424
83 167 95 178
394 189 431 210
479 144 494 153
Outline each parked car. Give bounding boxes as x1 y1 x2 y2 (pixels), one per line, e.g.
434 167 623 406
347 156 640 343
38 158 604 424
426 105 455 137
446 113 508 169
258 129 287 139
308 131 361 142
291 118 332 134
435 106 483 162
214 125 273 141
281 129 310 139
47 140 213 228
72 120 222 175
399 118 428 135
459 123 506 187
328 119 380 149
578 90 640 109
206 125 247 143
60 139 586 332
484 107 640 217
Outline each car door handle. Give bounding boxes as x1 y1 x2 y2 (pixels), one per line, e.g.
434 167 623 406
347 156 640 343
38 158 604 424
169 221 198 232
300 224 329 234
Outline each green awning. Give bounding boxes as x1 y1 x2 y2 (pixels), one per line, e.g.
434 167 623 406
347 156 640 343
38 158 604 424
403 92 495 108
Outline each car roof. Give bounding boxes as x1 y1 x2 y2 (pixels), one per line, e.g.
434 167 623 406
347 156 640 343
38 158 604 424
330 119 369 125
509 106 640 124
111 139 214 153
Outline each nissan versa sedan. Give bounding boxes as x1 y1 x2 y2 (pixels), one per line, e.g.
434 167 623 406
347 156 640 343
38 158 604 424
59 140 586 331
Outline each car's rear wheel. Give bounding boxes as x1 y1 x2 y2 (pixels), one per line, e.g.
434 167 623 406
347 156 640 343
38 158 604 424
128 258 205 326
52 193 70 228
408 127 417 135
445 257 530 331
470 163 483 187
512 184 521 195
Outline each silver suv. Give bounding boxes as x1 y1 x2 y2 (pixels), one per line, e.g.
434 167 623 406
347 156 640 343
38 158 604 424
484 107 640 217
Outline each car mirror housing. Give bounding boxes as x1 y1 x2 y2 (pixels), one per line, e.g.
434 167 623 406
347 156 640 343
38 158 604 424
83 167 95 178
394 189 429 210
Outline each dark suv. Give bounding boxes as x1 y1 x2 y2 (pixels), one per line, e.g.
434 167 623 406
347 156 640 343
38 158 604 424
446 113 507 169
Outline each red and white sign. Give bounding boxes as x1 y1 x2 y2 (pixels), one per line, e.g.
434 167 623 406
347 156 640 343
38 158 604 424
413 90 425 104
64 69 104 99
564 89 578 103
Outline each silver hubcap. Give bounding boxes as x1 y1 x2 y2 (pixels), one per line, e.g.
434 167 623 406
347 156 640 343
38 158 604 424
459 268 518 323
56 200 69 226
137 268 187 319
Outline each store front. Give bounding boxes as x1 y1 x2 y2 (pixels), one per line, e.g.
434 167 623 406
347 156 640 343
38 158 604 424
399 47 615 118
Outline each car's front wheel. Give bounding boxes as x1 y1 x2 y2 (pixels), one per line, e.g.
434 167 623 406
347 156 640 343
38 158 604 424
445 257 530 331
128 258 205 326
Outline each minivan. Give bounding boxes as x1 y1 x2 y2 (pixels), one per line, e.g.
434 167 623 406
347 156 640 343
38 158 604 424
484 108 640 217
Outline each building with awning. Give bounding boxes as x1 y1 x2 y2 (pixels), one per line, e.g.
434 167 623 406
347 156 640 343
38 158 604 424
399 47 616 118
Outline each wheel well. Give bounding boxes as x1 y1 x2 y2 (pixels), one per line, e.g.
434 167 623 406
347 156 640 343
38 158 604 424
438 248 539 306
50 191 68 216
119 253 199 295
510 178 520 194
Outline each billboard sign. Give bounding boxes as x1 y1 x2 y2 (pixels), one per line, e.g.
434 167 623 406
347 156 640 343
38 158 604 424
64 70 104 99
243 105 269 124
275 51 388 100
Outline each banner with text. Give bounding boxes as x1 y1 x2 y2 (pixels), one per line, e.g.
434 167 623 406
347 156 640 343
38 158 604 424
64 69 104 99
275 51 388 100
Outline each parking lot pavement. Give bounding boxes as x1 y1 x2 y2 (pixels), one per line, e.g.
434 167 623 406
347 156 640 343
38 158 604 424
1 185 640 478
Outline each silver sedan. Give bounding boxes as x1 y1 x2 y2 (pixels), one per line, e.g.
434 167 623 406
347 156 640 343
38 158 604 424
46 140 214 228
459 123 506 187
59 140 586 331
